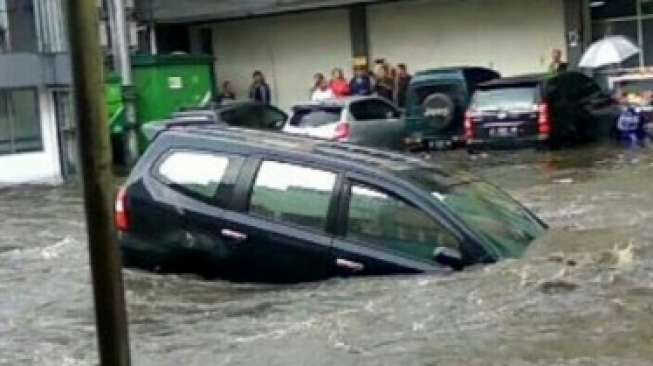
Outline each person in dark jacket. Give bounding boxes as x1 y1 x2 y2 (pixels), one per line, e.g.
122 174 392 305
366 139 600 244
249 70 271 105
349 67 373 96
374 64 394 101
394 63 412 108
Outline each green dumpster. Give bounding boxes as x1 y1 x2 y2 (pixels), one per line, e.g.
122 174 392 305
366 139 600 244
132 54 215 129
108 54 215 165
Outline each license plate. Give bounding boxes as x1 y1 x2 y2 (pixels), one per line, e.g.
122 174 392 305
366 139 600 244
490 126 519 137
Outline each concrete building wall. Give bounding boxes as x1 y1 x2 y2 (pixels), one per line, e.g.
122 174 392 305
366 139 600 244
0 89 62 185
211 9 352 110
367 0 567 76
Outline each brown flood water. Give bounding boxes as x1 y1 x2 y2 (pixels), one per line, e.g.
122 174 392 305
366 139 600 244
1 144 653 366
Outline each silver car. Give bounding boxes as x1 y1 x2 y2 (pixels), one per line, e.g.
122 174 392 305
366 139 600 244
283 96 406 150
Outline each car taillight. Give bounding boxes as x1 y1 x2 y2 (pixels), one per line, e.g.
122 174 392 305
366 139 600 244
334 122 351 142
115 186 130 232
538 102 551 137
464 111 474 140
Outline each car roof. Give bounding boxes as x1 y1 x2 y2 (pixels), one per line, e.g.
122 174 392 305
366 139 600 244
411 66 498 84
179 100 261 113
478 73 551 88
414 66 494 76
291 96 380 109
155 124 472 189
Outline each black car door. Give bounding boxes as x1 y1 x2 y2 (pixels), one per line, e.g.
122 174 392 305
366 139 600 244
214 157 339 283
145 148 247 278
330 175 463 277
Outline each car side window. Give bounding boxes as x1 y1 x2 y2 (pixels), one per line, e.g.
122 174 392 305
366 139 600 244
350 100 399 121
156 150 244 206
248 161 337 231
346 183 460 261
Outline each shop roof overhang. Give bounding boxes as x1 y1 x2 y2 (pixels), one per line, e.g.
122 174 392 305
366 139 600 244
137 0 390 24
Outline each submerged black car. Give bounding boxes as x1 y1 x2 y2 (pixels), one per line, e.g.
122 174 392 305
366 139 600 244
465 72 617 149
116 124 546 283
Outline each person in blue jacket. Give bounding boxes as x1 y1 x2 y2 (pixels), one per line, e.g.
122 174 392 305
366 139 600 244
349 67 373 96
616 104 647 147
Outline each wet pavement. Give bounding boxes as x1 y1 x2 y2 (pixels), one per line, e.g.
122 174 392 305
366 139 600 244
2 144 653 365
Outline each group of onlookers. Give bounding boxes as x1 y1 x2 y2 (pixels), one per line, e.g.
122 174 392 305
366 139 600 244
216 59 413 108
217 70 272 105
310 59 413 107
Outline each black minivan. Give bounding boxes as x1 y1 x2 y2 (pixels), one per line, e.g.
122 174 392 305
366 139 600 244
465 72 617 149
117 124 546 283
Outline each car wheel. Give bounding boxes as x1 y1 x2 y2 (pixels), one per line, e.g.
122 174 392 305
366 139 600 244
122 129 140 168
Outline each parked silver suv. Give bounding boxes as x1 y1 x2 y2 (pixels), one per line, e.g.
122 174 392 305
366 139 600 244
283 96 406 151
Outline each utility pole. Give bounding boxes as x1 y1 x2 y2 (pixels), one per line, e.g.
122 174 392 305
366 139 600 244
65 1 132 365
110 0 139 168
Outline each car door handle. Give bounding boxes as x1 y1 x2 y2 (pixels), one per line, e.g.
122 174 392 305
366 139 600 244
220 228 248 242
336 258 364 272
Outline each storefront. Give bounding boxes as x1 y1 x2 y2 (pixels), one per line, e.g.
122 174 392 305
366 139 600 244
590 0 653 68
146 0 572 110
366 0 566 77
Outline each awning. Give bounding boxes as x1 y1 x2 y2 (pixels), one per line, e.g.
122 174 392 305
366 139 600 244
137 0 388 23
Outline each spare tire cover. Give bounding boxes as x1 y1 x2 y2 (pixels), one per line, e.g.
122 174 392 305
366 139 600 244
422 93 455 130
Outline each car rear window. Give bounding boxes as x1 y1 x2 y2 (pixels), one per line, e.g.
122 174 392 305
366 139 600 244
289 107 342 127
471 85 539 111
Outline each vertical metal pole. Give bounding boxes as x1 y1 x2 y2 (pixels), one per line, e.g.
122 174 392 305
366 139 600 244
106 0 122 73
112 0 139 167
637 0 645 69
65 1 131 365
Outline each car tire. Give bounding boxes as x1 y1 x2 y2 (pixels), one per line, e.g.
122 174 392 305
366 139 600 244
122 129 140 168
422 93 456 131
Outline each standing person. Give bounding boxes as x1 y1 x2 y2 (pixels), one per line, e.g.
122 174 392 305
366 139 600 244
394 63 412 108
350 66 373 96
548 49 568 74
329 68 351 98
374 64 394 101
249 70 271 105
311 78 335 102
310 73 325 98
217 81 236 104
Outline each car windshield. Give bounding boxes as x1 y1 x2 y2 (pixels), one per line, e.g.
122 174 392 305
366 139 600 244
399 168 545 258
289 107 342 127
472 85 538 111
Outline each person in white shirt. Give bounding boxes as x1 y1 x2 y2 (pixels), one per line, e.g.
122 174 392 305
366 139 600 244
311 79 335 102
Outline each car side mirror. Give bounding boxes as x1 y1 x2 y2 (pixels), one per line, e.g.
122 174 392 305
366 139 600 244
433 246 463 271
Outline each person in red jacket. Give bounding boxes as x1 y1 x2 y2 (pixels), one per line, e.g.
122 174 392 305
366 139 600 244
329 68 351 98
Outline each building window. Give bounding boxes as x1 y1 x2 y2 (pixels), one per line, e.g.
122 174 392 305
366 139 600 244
0 89 42 156
0 0 38 53
591 0 653 67
34 0 68 53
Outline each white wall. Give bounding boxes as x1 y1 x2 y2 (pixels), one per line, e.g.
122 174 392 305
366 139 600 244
367 0 566 76
210 9 353 111
0 89 62 185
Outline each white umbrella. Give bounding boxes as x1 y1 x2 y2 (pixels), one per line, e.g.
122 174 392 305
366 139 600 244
579 35 640 69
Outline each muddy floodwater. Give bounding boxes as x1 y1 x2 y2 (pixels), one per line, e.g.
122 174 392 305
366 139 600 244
2 145 653 366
